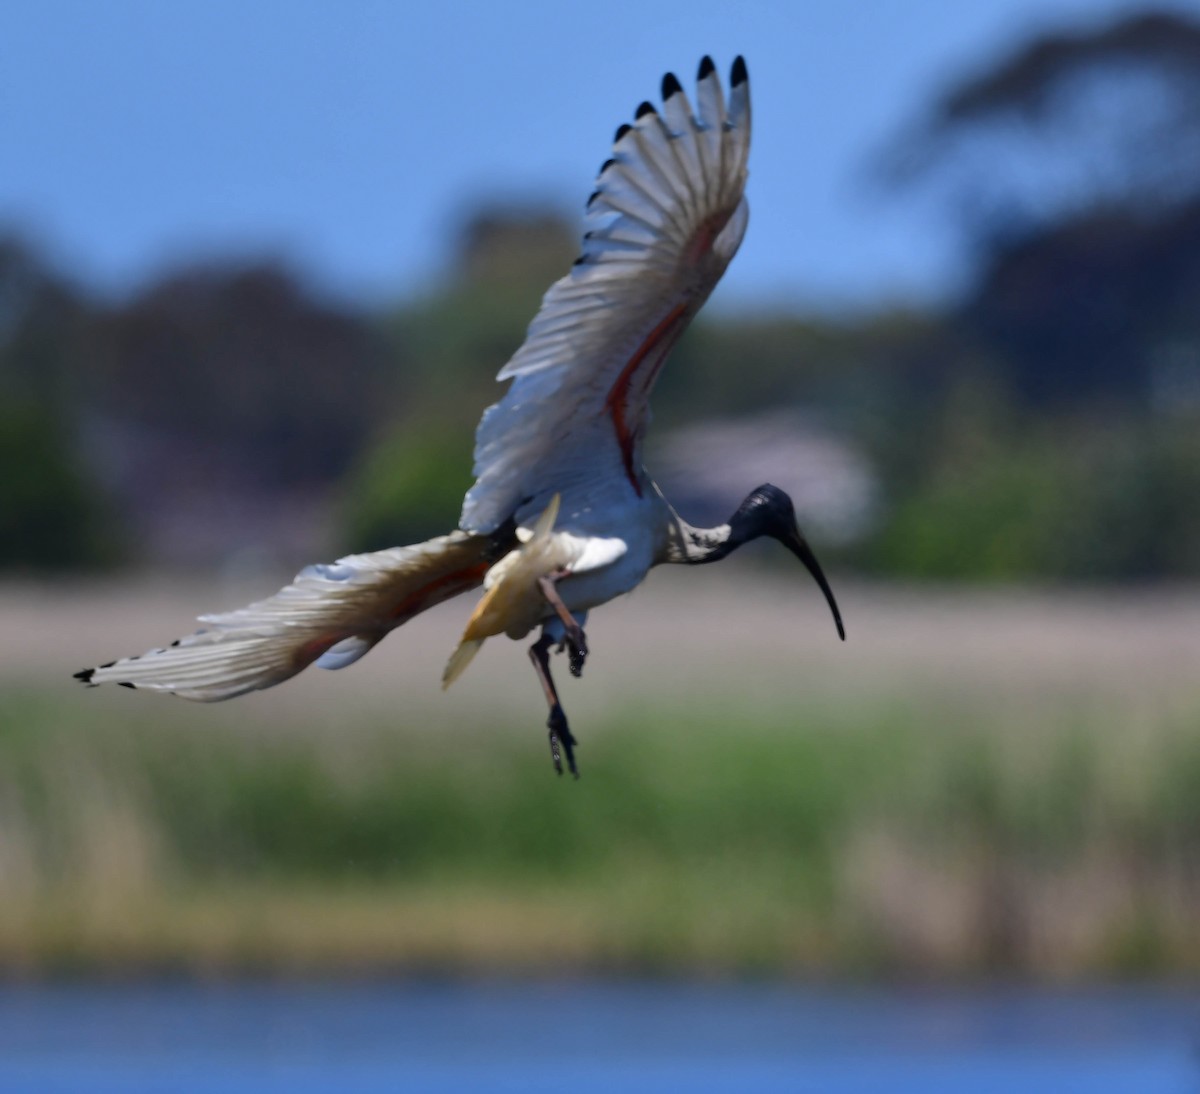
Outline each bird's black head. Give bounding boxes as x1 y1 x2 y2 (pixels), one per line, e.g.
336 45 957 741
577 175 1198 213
729 483 845 641
729 483 800 541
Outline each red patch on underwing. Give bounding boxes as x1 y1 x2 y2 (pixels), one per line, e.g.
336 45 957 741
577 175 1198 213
290 561 491 671
605 303 689 494
685 220 719 265
293 633 347 670
387 561 490 623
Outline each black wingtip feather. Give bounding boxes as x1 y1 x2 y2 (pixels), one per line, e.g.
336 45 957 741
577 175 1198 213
731 56 748 87
73 667 95 683
661 72 682 100
614 122 632 143
698 55 716 79
635 100 657 119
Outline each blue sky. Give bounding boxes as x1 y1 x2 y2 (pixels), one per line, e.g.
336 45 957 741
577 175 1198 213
2 0 1189 313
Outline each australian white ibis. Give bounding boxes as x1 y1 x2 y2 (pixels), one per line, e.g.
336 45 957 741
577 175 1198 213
76 56 845 776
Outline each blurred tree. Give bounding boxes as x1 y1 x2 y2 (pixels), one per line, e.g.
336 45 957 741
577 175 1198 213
0 400 118 569
378 207 574 403
344 419 474 550
885 9 1200 410
342 207 574 547
887 10 1200 236
861 412 1200 580
90 261 390 486
0 235 119 569
0 235 90 406
457 207 575 289
962 200 1200 406
850 10 1200 579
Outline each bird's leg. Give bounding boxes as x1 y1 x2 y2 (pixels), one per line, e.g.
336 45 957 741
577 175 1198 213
528 630 579 778
537 569 588 677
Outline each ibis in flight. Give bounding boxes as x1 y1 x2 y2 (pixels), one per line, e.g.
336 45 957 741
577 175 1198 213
76 56 845 776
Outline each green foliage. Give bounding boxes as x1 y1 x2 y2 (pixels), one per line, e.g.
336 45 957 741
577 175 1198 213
4 679 1200 976
341 211 573 550
342 417 476 549
89 262 390 483
3 160 1199 583
861 411 1200 580
0 236 119 570
0 402 119 570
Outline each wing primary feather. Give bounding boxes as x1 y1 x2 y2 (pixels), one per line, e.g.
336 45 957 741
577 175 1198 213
635 100 657 119
693 54 727 180
585 197 670 237
599 156 680 229
698 55 715 79
626 123 692 219
726 57 751 179
657 72 703 202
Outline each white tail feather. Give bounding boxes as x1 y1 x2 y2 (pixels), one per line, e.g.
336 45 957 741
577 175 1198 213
443 495 565 688
441 638 483 689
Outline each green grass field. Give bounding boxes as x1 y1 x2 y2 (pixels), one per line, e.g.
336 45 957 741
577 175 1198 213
2 576 1198 978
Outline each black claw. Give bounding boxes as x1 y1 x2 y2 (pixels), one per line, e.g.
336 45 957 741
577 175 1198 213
566 626 588 678
562 736 580 781
569 646 586 678
547 704 579 778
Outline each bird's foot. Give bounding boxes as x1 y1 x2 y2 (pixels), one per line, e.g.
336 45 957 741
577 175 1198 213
565 624 588 678
547 703 579 779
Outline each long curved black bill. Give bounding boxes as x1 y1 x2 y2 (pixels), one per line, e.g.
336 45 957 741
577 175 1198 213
785 529 845 641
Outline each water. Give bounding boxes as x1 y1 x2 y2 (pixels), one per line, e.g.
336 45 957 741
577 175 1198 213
1 981 1197 1093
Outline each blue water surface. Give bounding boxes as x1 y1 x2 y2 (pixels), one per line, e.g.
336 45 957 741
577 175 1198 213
0 980 1197 1093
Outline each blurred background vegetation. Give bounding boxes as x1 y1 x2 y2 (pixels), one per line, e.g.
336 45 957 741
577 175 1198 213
2 8 1200 980
4 9 1200 582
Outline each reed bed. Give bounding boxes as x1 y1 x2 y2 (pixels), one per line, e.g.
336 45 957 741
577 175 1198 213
1 576 1197 978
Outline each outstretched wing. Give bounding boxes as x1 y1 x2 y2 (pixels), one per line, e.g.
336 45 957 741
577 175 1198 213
73 532 495 701
461 56 752 534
